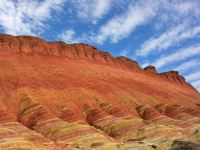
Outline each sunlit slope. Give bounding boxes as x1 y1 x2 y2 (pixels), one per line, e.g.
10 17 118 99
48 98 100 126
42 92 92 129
0 34 200 149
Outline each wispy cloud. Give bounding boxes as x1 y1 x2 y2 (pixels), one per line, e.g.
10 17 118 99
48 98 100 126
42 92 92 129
58 0 200 47
152 45 200 69
119 49 129 57
141 62 150 68
58 29 80 43
185 71 200 82
58 0 159 44
191 80 200 89
0 0 64 35
174 59 200 73
94 0 158 44
156 1 200 26
58 29 96 44
133 0 200 57
137 24 200 57
69 0 112 24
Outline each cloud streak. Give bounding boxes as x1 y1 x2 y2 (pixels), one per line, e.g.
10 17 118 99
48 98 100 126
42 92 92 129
174 59 200 73
0 0 64 35
70 0 112 24
94 0 158 44
152 45 200 69
137 24 200 57
191 80 200 89
58 29 81 43
185 71 200 82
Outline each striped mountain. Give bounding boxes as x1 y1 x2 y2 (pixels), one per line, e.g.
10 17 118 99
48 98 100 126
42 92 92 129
0 34 200 150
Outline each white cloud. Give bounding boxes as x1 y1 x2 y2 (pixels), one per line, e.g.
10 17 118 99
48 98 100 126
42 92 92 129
58 29 80 44
93 0 112 22
152 45 200 69
137 24 200 57
185 71 200 82
70 0 112 24
141 62 150 68
134 0 200 57
152 1 200 31
191 80 200 89
174 59 200 73
101 0 200 46
119 49 129 57
94 0 158 44
57 0 200 46
59 0 159 44
0 0 64 35
58 29 96 44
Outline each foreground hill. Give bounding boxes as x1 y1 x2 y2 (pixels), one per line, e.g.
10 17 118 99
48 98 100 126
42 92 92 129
0 34 200 150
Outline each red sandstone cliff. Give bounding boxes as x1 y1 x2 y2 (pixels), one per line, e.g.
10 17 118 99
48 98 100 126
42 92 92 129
0 34 195 87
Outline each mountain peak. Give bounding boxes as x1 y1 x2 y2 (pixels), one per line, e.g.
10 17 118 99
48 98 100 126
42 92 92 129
144 65 157 74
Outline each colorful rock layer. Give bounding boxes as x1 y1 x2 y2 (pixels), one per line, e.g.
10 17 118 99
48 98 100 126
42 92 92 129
0 34 200 149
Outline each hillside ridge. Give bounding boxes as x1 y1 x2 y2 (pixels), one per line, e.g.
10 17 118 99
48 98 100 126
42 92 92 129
0 34 194 89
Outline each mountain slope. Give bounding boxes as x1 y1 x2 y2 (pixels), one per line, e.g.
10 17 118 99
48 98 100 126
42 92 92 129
0 34 200 150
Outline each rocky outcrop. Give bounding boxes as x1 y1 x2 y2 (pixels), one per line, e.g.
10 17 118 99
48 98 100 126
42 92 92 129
171 140 200 150
144 65 190 86
159 71 186 84
144 65 157 74
116 56 140 70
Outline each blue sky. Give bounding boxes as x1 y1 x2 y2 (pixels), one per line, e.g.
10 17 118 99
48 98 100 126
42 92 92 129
0 0 200 92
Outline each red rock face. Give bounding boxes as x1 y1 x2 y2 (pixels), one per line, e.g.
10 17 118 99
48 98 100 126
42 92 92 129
144 65 157 74
159 71 187 85
0 34 141 71
0 34 200 149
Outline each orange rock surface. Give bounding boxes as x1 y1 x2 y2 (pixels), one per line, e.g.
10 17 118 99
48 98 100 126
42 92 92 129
0 34 200 149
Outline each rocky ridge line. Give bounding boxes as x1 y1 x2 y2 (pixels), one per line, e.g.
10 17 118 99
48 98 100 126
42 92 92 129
0 34 193 87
